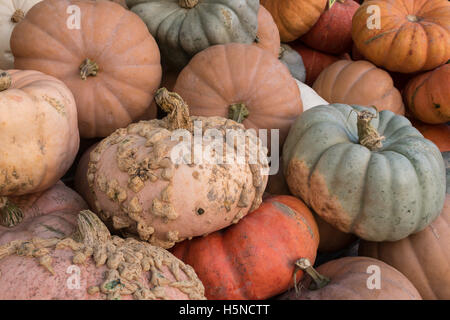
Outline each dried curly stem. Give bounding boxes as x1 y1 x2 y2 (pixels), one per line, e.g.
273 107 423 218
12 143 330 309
293 258 330 295
0 72 12 91
356 109 385 151
11 9 25 23
179 0 198 9
79 58 99 80
155 87 193 132
0 197 23 228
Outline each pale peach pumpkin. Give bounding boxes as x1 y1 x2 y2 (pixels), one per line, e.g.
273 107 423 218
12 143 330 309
254 5 280 57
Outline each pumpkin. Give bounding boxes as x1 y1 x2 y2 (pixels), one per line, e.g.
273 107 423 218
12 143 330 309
75 144 98 211
172 43 302 149
409 119 450 153
278 256 422 300
279 44 306 83
282 104 446 242
403 64 450 124
352 0 450 73
313 60 405 114
11 0 162 138
85 88 268 249
261 0 327 42
296 80 328 112
0 210 205 300
0 181 87 237
301 0 360 55
171 195 320 300
314 214 357 253
0 0 42 69
126 0 259 70
0 70 79 197
290 43 339 86
254 5 280 58
359 194 449 300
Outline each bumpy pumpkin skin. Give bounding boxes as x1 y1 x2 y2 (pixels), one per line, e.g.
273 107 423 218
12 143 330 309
404 64 450 124
359 194 450 300
279 44 306 83
283 104 446 242
254 5 280 58
279 257 422 300
171 195 319 300
0 210 205 300
261 0 327 42
0 0 42 69
352 0 450 73
0 70 79 196
313 60 405 114
127 0 259 70
173 43 302 149
11 0 162 138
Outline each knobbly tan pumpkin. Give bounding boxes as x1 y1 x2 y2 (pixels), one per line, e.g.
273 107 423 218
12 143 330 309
0 210 205 300
10 0 162 138
254 5 280 57
85 88 269 249
0 70 79 197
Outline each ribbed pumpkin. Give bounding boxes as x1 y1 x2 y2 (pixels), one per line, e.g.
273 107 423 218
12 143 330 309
261 0 327 42
0 70 79 197
279 44 306 83
410 119 450 152
359 194 449 300
283 104 446 242
352 0 450 73
301 0 360 55
172 43 302 149
127 0 259 70
278 256 422 300
11 0 162 138
404 64 450 124
313 60 405 114
171 195 320 300
254 5 280 57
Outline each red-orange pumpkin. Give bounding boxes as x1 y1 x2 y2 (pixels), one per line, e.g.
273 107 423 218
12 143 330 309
409 120 450 153
171 195 320 300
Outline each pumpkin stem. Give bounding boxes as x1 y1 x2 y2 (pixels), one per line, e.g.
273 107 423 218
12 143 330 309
0 71 12 92
228 103 249 123
278 46 286 59
155 87 193 132
294 258 330 294
179 0 198 9
406 15 419 22
73 210 111 246
11 9 25 23
79 58 99 80
0 197 24 228
355 108 385 151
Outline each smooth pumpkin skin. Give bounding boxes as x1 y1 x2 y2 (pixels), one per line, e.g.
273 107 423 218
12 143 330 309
404 64 450 124
313 60 405 114
261 0 327 42
173 43 302 149
410 119 450 152
279 44 306 83
11 0 162 138
352 0 450 73
359 194 450 300
171 195 320 300
314 214 357 253
282 104 446 242
301 0 360 55
127 0 259 70
279 256 422 300
0 70 79 196
254 5 280 57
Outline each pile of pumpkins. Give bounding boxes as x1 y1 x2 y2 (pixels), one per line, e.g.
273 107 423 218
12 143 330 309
0 0 448 300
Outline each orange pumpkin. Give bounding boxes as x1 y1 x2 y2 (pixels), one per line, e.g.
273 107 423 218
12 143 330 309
254 5 280 57
313 59 405 114
11 0 162 138
352 0 450 73
314 214 357 253
171 195 320 300
172 43 302 148
410 119 450 152
404 64 450 124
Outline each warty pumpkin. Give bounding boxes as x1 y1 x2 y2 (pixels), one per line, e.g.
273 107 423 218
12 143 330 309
0 70 79 196
403 64 450 124
0 210 206 300
359 194 450 300
279 44 306 83
172 43 302 149
10 0 162 138
261 0 327 42
127 0 259 70
85 88 268 249
171 195 320 300
254 5 280 58
282 104 446 242
278 256 422 300
352 0 450 73
313 59 405 114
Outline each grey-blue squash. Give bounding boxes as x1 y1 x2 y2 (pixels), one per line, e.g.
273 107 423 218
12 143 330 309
282 104 446 242
279 43 306 83
126 0 259 70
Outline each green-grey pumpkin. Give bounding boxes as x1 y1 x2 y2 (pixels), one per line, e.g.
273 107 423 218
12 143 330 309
126 0 259 70
282 104 446 242
279 43 306 83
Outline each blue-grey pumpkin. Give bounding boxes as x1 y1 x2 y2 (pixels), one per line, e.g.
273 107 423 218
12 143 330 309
279 43 306 83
